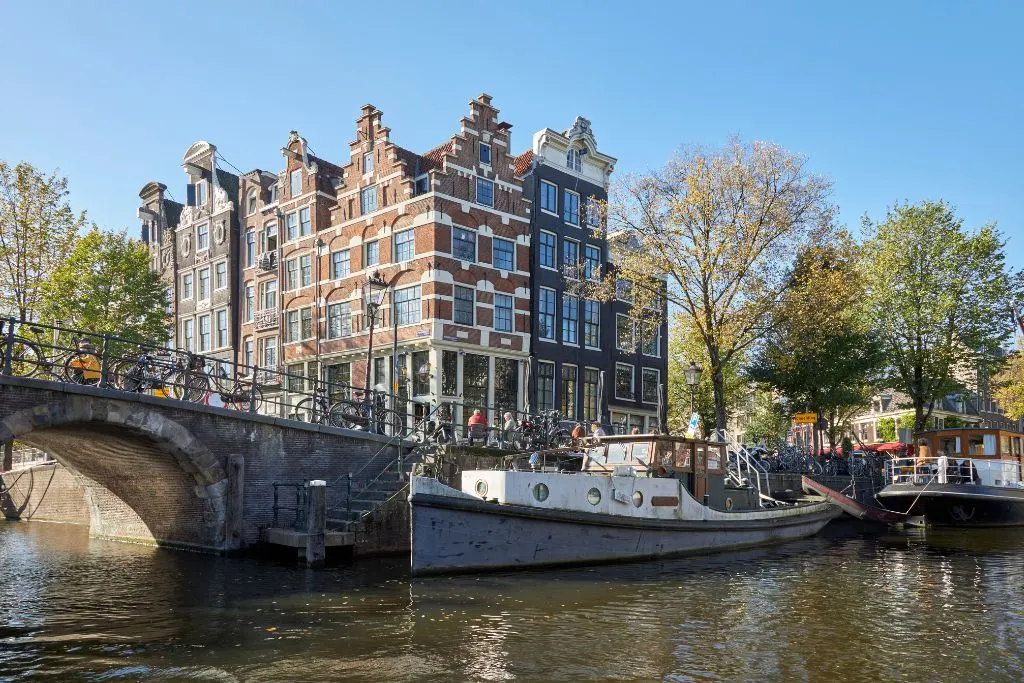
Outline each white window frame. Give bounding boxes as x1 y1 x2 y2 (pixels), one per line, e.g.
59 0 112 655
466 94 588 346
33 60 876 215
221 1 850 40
642 326 661 358
214 260 227 291
331 249 350 279
215 308 229 349
198 266 211 301
196 223 209 252
299 206 311 237
539 180 558 215
365 240 380 267
195 180 208 207
616 313 634 351
363 151 374 175
452 227 477 262
181 272 194 300
641 368 660 405
475 177 494 208
286 212 298 241
492 237 515 271
290 169 302 198
395 229 415 262
198 313 211 352
561 237 579 274
182 319 195 352
567 148 582 172
393 285 422 326
247 188 258 215
614 363 635 401
360 185 378 214
493 293 514 332
563 189 581 226
538 230 557 270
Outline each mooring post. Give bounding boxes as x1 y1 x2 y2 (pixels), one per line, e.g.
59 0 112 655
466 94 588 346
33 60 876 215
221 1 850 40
305 480 327 568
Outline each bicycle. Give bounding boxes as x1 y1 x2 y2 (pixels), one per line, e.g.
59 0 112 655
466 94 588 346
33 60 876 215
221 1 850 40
334 391 402 436
293 383 347 427
63 338 103 385
108 346 185 396
0 320 48 378
195 361 264 412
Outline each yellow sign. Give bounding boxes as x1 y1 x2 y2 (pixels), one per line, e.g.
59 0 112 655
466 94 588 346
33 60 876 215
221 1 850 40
794 412 817 424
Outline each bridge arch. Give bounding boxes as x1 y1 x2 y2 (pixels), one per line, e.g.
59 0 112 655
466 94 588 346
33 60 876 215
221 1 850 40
0 395 233 551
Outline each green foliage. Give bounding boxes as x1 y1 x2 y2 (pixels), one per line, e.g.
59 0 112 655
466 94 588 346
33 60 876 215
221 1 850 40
744 390 791 446
877 418 896 443
841 436 854 455
667 314 747 434
993 352 1024 421
0 161 85 321
862 201 1022 431
38 227 169 347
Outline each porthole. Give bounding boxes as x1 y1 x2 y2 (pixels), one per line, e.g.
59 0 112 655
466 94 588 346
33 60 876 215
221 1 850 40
475 480 488 498
533 483 549 502
587 487 602 506
632 491 644 508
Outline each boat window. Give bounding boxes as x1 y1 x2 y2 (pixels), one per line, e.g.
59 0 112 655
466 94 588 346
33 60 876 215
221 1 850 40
1001 434 1010 456
983 434 996 456
1014 437 1022 456
676 443 691 468
707 445 723 470
631 442 651 464
606 442 630 464
586 446 606 467
939 437 961 457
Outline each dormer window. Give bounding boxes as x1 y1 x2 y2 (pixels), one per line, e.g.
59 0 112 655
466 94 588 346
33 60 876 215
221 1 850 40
363 152 374 174
567 148 582 172
247 189 258 215
479 143 491 165
196 180 208 207
290 169 302 198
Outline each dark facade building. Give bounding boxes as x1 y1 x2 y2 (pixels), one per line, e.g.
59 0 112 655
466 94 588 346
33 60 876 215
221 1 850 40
516 118 668 432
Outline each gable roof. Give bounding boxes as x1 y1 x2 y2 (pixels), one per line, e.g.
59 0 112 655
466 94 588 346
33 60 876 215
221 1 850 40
513 150 533 177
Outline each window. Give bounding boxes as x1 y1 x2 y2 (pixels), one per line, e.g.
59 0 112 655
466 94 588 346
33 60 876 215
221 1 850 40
562 238 579 272
301 307 313 340
245 283 254 321
538 288 556 340
269 184 278 203
247 189 258 215
290 169 302 198
494 294 513 332
360 186 377 214
198 267 210 300
561 364 578 419
415 177 430 195
540 180 557 214
642 326 661 357
326 362 351 399
615 363 635 400
287 363 305 393
327 302 352 338
365 240 379 267
182 272 194 300
539 231 556 269
331 249 350 278
493 238 514 271
261 337 278 369
243 339 253 370
216 309 228 348
299 207 311 237
563 190 580 225
584 300 600 348
479 142 491 165
454 285 474 325
567 148 582 172
198 314 211 352
616 314 634 351
584 245 601 280
182 319 195 352
214 261 227 290
494 358 519 416
285 258 298 291
475 177 494 207
246 230 255 266
616 279 633 302
394 286 421 325
453 227 476 261
442 350 458 396
196 180 208 207
260 280 277 309
285 310 299 342
586 198 601 227
286 212 298 241
462 354 490 426
561 295 578 344
642 369 660 404
395 230 415 262
196 223 209 251
536 361 555 412
300 254 312 287
262 221 278 252
363 151 374 174
583 367 600 422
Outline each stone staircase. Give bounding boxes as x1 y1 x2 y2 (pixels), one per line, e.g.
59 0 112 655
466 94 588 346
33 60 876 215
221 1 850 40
326 443 431 532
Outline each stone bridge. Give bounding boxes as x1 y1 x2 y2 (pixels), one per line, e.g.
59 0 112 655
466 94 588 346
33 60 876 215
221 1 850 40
0 375 403 552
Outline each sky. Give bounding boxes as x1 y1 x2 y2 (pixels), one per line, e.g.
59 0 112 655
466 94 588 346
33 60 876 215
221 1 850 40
2 0 1022 263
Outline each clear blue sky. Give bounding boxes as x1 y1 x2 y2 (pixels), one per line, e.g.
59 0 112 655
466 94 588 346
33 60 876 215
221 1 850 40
2 0 1021 262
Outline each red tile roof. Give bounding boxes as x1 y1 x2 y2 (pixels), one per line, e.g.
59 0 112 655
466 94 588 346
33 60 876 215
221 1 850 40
513 150 534 177
422 141 454 170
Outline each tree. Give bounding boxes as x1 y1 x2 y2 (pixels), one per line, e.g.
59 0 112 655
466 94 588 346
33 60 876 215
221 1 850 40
876 417 896 443
862 201 1021 431
744 389 791 446
38 227 169 344
993 352 1024 421
748 233 885 451
601 138 834 430
0 161 85 321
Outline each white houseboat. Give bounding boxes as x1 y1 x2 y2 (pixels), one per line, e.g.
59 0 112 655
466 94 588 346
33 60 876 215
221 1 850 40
410 435 838 574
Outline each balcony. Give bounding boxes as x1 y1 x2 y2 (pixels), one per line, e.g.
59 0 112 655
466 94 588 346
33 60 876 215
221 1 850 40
258 252 278 272
254 309 279 331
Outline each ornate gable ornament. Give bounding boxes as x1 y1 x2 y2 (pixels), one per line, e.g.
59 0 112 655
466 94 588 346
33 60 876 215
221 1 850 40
286 130 319 174
564 116 596 147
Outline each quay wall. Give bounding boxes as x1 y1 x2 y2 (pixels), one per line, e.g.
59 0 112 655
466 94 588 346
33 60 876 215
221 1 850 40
1 461 90 525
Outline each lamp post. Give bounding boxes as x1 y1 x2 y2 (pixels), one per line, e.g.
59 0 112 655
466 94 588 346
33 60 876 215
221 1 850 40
683 360 703 414
314 237 327 385
363 271 389 397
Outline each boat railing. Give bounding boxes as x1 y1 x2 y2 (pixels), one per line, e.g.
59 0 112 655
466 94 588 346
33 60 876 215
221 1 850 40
885 456 1024 488
727 444 771 504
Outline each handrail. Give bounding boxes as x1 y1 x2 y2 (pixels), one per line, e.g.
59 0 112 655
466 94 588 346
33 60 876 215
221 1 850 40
886 455 1023 487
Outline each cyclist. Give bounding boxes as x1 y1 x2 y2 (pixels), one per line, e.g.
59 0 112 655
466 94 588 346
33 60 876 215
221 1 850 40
67 339 101 385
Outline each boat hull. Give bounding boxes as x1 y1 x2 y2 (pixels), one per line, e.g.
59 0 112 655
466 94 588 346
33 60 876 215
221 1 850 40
877 484 1024 526
411 481 836 574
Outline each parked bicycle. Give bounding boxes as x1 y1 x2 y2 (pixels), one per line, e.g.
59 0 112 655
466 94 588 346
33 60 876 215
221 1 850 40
333 390 402 436
0 320 49 378
292 382 346 427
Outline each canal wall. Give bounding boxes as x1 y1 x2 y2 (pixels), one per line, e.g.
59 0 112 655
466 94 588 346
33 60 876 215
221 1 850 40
1 461 90 525
766 473 885 504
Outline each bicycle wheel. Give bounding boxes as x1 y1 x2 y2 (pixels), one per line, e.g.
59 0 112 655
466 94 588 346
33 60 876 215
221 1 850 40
336 401 366 429
376 409 404 437
177 371 210 402
6 337 45 377
64 350 103 386
232 382 263 412
293 397 317 423
326 401 350 428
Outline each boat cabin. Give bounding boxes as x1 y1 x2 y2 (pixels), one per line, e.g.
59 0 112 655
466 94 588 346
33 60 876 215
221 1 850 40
914 427 1023 464
888 427 1024 488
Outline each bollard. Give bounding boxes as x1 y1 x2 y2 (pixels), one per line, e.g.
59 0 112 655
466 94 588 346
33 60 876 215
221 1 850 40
3 317 15 376
305 480 327 568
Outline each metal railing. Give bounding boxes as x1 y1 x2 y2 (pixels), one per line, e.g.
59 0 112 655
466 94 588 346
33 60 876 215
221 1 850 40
886 456 1023 488
271 482 308 529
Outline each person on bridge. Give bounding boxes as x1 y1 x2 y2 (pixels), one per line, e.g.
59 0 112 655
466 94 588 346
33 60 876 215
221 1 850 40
67 339 101 385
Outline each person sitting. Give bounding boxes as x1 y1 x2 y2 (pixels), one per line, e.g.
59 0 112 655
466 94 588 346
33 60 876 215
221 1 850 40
67 339 101 385
467 409 488 446
571 422 585 445
590 422 606 441
630 426 641 435
501 411 518 448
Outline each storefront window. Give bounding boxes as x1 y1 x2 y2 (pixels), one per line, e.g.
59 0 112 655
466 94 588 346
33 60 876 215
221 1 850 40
462 353 489 425
494 358 519 417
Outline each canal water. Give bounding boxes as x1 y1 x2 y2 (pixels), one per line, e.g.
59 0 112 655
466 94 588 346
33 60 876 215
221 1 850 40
1 522 1021 682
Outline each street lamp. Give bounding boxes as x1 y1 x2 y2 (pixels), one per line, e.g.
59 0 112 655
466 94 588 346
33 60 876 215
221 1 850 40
363 271 389 396
683 360 703 414
314 237 327 382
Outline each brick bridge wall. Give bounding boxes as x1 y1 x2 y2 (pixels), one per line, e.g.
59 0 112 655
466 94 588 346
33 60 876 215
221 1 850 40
0 376 401 552
0 461 90 524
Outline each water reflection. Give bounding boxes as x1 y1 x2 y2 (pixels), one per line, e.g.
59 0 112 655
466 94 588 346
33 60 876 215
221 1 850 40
0 522 1021 681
